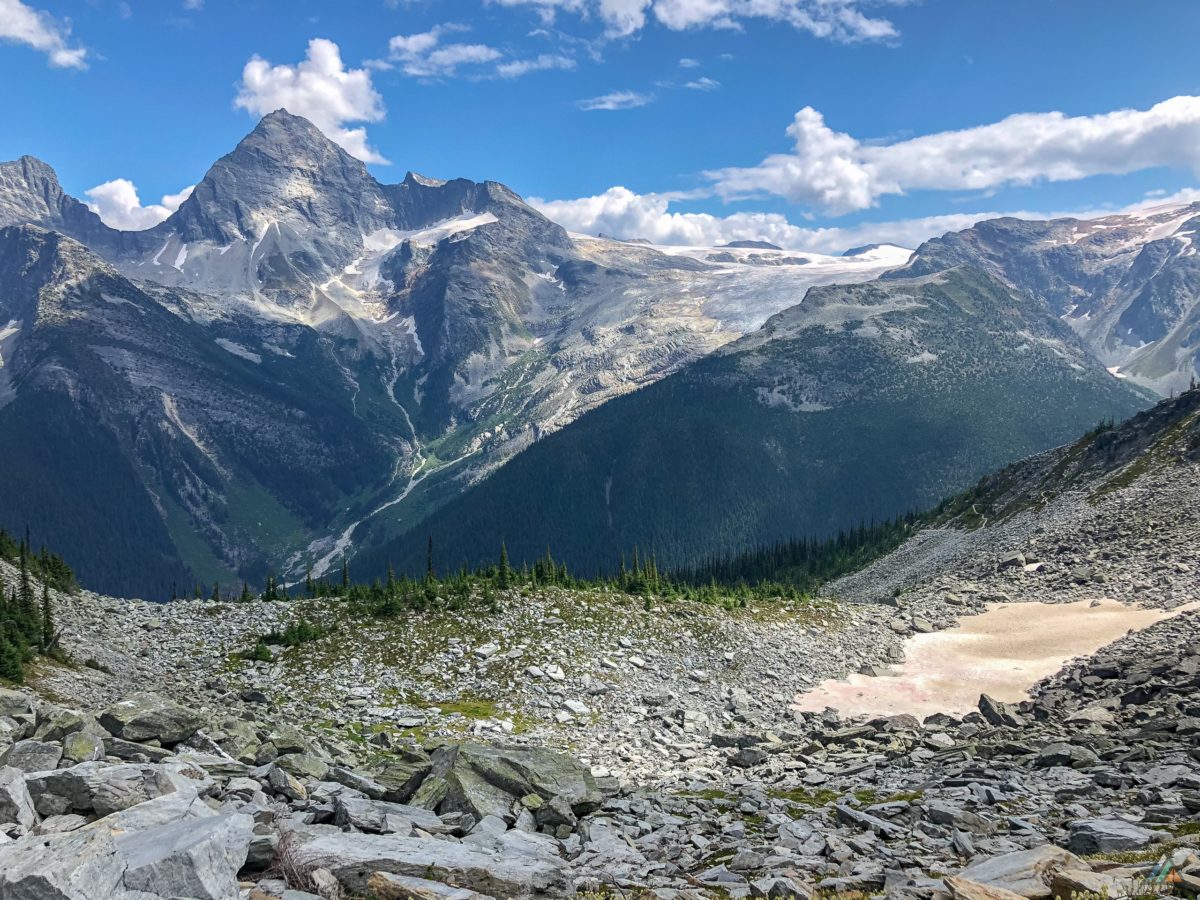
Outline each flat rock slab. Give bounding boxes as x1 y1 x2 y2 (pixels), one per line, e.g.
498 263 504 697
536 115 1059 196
1067 818 1167 855
957 845 1086 899
291 831 569 898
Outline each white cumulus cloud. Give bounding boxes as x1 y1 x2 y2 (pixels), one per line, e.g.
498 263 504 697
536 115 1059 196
577 90 653 111
709 96 1200 215
530 185 1200 256
234 38 388 164
0 0 88 68
85 180 195 231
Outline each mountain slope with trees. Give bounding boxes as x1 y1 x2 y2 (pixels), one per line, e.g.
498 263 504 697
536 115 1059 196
358 266 1152 579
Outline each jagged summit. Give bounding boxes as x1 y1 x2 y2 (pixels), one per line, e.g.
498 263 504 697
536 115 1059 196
163 108 393 245
891 202 1200 394
0 156 116 248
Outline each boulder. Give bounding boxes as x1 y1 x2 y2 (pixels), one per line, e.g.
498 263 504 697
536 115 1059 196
116 811 254 900
61 732 105 765
0 785 244 899
266 764 307 801
431 743 603 825
956 846 1085 898
997 552 1027 570
945 876 1028 899
25 762 177 816
34 708 101 744
290 831 569 898
275 752 329 781
0 823 127 899
978 695 1024 728
1067 818 1167 855
99 693 204 745
334 796 450 835
367 871 495 899
0 765 37 828
1050 868 1136 898
1034 743 1100 769
0 689 33 720
372 751 433 803
1 739 64 773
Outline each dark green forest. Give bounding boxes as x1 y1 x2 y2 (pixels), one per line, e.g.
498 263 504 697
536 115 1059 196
0 527 74 682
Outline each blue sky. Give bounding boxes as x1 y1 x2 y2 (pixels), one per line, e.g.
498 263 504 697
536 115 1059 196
2 0 1199 252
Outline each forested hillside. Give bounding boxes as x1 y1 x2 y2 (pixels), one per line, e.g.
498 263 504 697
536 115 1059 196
357 267 1151 579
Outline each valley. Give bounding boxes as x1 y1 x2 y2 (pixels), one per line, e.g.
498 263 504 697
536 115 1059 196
2 385 1199 898
0 113 911 595
4 7 1200 899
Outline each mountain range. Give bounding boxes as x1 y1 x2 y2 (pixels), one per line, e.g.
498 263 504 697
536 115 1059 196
0 109 1192 594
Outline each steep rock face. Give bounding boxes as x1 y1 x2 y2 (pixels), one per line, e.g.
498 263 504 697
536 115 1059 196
0 112 909 588
897 204 1200 393
0 156 126 253
358 266 1152 578
166 109 395 245
0 225 403 596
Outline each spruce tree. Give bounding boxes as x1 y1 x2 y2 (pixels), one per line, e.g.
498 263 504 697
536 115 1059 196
341 557 350 592
498 542 511 589
40 582 54 651
425 536 435 582
211 582 220 603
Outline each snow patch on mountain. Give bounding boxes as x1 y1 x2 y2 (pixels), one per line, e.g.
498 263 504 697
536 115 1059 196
215 338 262 363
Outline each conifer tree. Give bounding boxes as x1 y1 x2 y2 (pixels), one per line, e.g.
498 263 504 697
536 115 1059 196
425 536 435 582
498 542 511 588
40 582 53 651
341 557 350 592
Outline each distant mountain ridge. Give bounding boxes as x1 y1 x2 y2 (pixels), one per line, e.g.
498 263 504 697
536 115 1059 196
0 110 904 595
357 264 1152 579
895 203 1200 394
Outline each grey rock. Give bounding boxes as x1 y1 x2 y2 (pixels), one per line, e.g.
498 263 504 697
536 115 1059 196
1 739 64 774
957 845 1086 899
0 765 37 828
25 762 177 816
116 811 254 900
1067 818 1167 855
290 831 570 897
99 693 204 745
366 871 495 899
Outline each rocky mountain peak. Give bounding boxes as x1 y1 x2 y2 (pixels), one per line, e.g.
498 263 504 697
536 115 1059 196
164 108 394 245
0 156 114 247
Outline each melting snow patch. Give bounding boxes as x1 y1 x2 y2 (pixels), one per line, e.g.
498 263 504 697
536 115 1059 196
400 315 424 356
905 350 938 364
173 244 188 271
215 338 262 363
100 293 141 310
1107 365 1128 379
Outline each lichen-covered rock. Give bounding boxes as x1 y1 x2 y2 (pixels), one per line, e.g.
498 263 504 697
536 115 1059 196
98 693 204 745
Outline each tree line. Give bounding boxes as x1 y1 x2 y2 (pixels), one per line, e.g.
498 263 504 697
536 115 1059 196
0 527 72 682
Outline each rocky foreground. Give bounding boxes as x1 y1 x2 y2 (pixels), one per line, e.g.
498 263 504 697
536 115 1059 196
2 399 1200 898
2 600 1200 899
